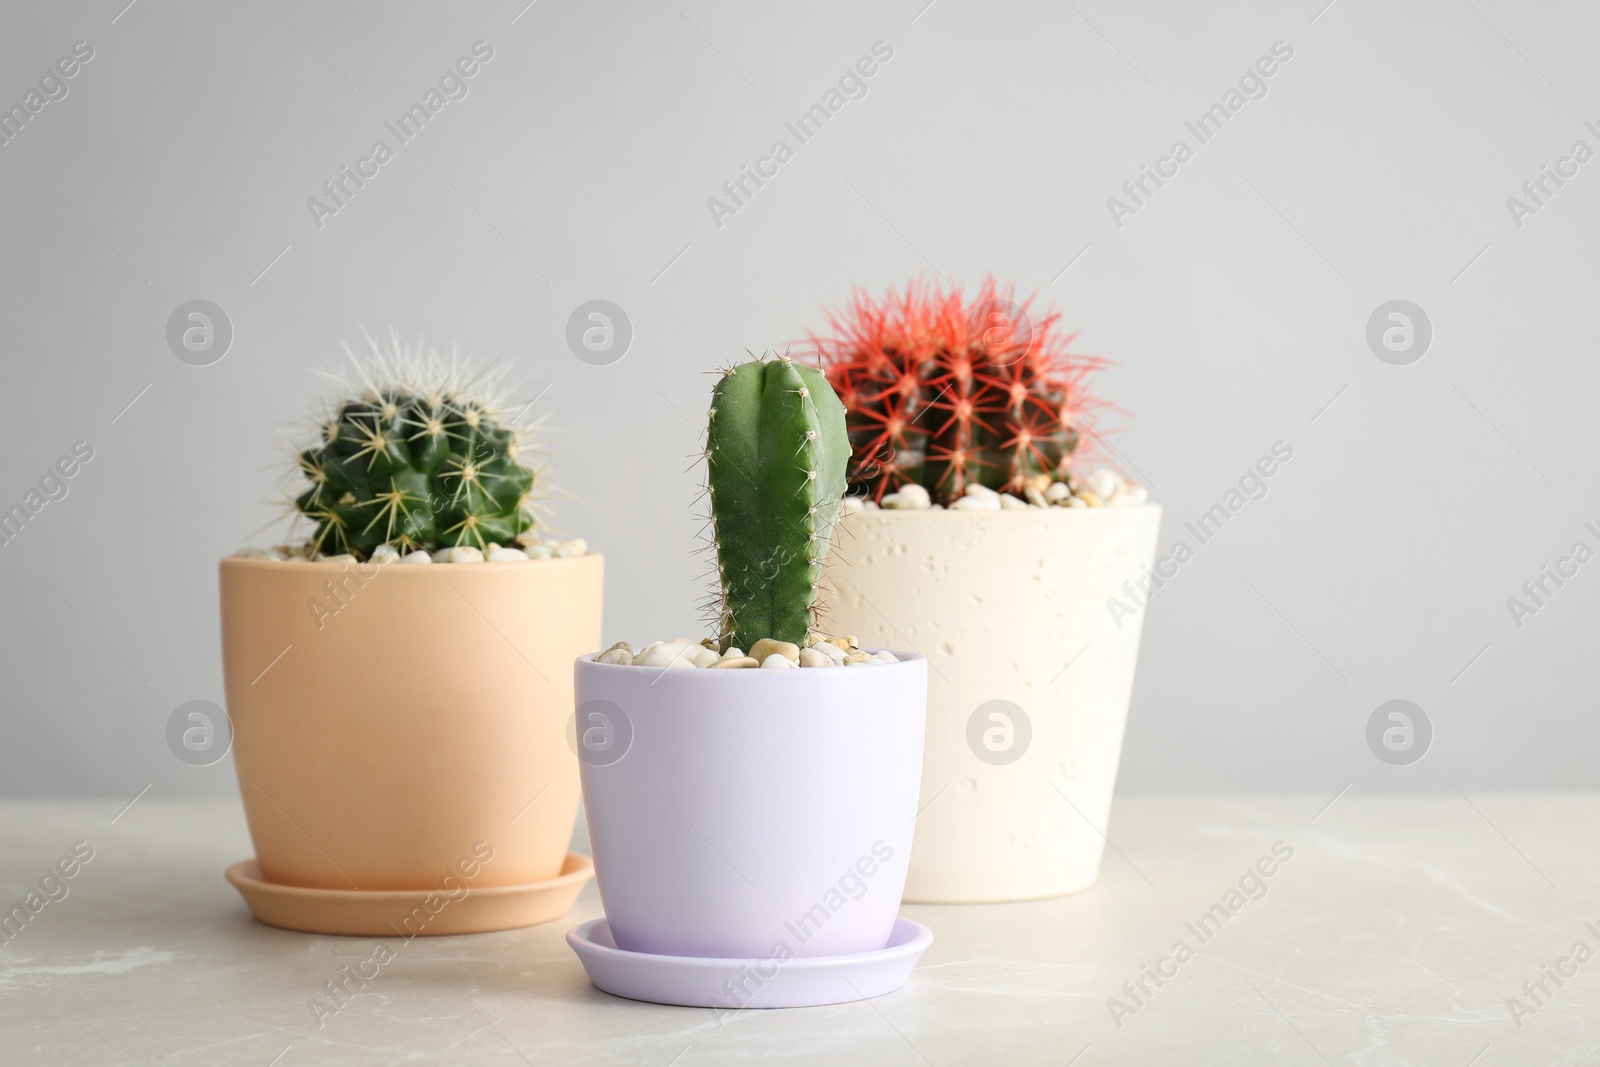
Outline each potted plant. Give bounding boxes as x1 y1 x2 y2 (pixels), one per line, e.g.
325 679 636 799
566 355 933 1009
807 280 1162 903
219 338 600 935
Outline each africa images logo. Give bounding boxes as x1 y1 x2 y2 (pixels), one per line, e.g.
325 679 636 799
705 41 894 229
0 40 94 148
306 41 495 230
1105 40 1294 229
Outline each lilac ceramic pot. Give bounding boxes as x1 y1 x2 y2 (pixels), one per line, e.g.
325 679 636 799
574 651 927 959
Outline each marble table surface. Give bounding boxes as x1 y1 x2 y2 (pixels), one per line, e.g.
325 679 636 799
1 794 1596 1066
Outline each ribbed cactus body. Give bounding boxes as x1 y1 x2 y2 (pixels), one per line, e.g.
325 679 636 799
294 385 535 559
809 279 1106 507
707 358 849 650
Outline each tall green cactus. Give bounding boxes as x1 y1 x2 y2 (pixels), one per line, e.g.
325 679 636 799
293 350 538 559
707 356 850 650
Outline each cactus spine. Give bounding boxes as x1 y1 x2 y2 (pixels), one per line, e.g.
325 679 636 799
706 356 850 651
292 339 539 559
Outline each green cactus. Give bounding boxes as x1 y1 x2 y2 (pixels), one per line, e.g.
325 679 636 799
292 345 539 559
706 355 850 651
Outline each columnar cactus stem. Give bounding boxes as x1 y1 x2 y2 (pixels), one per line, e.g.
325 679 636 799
706 356 849 650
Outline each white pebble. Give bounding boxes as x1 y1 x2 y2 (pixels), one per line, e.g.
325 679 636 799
636 646 697 669
370 544 401 564
963 483 999 499
898 483 931 506
487 547 529 561
813 641 847 665
840 496 865 515
721 647 745 659
555 539 587 558
950 494 1001 511
524 544 553 559
1044 482 1073 504
863 499 880 510
444 546 485 564
798 648 835 668
1086 468 1117 500
1067 496 1089 508
881 483 931 510
596 643 633 665
760 653 796 669
1119 484 1149 507
400 551 433 565
999 494 1029 510
685 644 720 668
873 650 900 664
514 531 542 550
233 547 286 561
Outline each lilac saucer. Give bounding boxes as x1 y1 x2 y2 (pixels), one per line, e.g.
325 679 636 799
566 917 932 1009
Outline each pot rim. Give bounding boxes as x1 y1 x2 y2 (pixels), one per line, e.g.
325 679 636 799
842 503 1160 517
577 648 924 679
219 553 602 573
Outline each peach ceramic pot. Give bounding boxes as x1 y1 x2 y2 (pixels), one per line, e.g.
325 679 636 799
573 652 927 959
219 554 603 895
825 506 1162 902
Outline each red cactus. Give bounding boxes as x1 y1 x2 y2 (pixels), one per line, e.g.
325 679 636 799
805 278 1112 506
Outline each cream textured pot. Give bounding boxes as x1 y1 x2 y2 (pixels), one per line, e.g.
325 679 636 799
219 555 603 894
825 506 1161 902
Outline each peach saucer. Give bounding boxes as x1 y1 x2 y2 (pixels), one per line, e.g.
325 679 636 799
225 852 594 936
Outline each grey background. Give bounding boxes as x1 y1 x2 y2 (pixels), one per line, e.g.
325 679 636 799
1 0 1594 798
